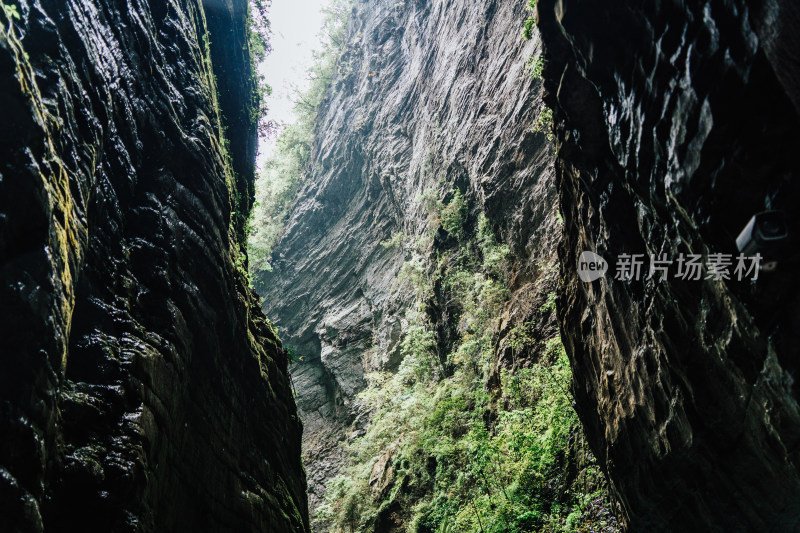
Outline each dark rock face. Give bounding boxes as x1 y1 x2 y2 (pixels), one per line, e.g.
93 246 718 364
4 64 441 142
0 1 306 531
259 0 557 515
538 0 800 529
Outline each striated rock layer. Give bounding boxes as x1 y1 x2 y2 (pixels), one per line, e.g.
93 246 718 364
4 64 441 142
538 0 800 530
0 1 307 531
259 0 558 515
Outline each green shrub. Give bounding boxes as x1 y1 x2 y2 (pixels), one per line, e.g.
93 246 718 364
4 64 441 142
534 105 554 141
440 190 468 240
525 54 544 80
522 0 538 40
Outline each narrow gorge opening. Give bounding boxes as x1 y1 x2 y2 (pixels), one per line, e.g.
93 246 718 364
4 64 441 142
246 1 616 531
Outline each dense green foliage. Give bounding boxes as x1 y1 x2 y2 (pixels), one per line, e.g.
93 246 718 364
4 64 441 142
247 0 352 279
316 191 615 532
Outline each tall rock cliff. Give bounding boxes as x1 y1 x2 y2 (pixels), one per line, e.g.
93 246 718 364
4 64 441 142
258 0 575 522
0 1 307 531
538 0 800 529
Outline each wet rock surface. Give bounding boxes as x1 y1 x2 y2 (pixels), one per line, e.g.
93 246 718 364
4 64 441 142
0 1 306 531
259 0 559 516
538 0 800 529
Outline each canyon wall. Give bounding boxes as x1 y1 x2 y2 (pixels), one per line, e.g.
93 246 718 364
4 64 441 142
538 0 800 530
0 1 306 531
259 0 562 518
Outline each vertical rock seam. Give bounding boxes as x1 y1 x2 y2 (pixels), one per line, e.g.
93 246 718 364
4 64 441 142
0 1 307 531
538 0 800 530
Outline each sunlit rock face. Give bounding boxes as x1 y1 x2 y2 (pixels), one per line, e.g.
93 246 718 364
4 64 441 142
538 0 800 529
258 0 558 516
0 1 306 531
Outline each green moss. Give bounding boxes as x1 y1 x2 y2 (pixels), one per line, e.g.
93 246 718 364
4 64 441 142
2 3 86 371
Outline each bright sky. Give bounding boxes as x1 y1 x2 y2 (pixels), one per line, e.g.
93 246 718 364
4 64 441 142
256 0 333 169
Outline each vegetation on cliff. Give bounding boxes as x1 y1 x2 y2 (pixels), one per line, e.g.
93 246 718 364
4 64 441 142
248 0 352 278
311 189 616 532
